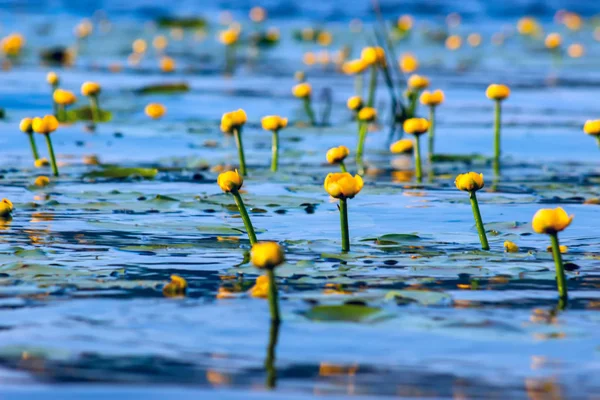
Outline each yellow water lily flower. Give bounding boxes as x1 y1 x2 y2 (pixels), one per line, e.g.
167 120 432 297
455 172 484 192
399 53 418 73
545 33 562 49
504 241 519 253
342 59 368 75
34 158 50 168
517 17 541 36
221 109 247 133
219 29 239 46
357 107 376 122
390 139 414 154
81 81 101 96
324 172 364 199
163 275 187 297
159 56 176 72
420 90 444 106
485 84 510 101
292 82 311 98
251 242 285 269
445 35 462 50
532 207 573 234
217 170 243 193
34 176 50 187
326 146 350 164
403 118 429 135
53 89 77 106
261 115 288 131
47 71 59 86
347 96 363 111
19 117 33 133
32 115 59 134
0 198 13 218
583 120 600 136
360 46 385 66
1 33 24 56
145 103 166 119
407 74 429 90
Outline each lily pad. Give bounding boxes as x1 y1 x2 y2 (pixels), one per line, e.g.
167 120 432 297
84 167 158 180
303 304 385 322
65 106 112 122
134 82 190 95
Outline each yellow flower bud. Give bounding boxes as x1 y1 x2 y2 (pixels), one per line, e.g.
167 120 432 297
145 103 166 119
485 84 510 101
47 71 59 86
163 275 187 297
399 53 418 73
159 56 176 73
467 33 482 47
132 39 147 54
584 120 600 136
357 107 377 122
153 35 168 50
517 17 540 36
567 43 584 58
19 117 33 133
34 176 50 187
1 33 25 56
407 74 429 90
397 15 413 31
445 35 462 50
504 241 519 253
292 83 311 98
53 89 77 106
389 139 413 154
532 207 573 235
261 115 288 131
361 47 378 65
81 81 101 96
341 59 368 75
221 109 247 133
219 29 239 46
317 31 333 46
403 118 429 135
34 158 49 168
420 89 444 106
32 115 59 135
326 145 350 164
545 33 562 49
0 198 13 218
455 172 485 192
217 170 244 193
251 242 285 269
324 172 364 199
346 96 363 111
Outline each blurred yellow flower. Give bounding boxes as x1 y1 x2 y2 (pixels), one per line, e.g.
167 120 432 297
74 19 93 38
34 176 50 187
163 275 187 297
324 172 363 199
504 241 519 253
532 207 573 234
219 29 239 46
342 59 368 75
420 90 444 106
303 52 316 66
251 242 285 269
145 103 166 119
160 56 176 73
455 172 484 192
132 39 147 54
399 53 418 73
390 139 413 154
34 158 50 168
467 33 482 47
19 117 33 133
357 107 377 122
249 6 267 23
407 74 429 90
32 115 59 134
397 15 413 31
46 71 59 86
153 35 168 50
81 81 101 96
217 170 244 193
326 145 350 164
317 31 333 46
403 118 429 135
445 35 462 50
486 84 510 101
221 109 247 133
1 33 25 56
517 17 541 36
567 43 584 58
347 96 363 111
0 198 13 218
545 33 561 49
292 82 311 98
53 89 77 106
584 120 600 136
261 115 288 131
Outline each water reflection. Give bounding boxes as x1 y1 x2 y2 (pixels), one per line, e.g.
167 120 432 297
264 319 280 389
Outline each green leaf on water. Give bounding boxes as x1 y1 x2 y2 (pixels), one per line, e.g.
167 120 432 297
431 153 489 163
84 167 158 180
134 82 190 95
65 106 112 122
385 290 452 306
303 304 384 322
360 233 421 244
156 17 207 29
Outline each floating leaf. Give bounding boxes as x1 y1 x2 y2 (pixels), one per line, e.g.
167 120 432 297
84 167 158 180
156 17 207 29
385 290 453 306
65 106 112 122
134 82 190 95
303 304 385 322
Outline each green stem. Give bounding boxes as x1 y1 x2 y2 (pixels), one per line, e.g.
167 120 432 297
89 95 100 124
494 100 501 177
407 90 418 118
427 106 435 164
225 45 236 74
354 74 364 97
58 105 66 122
27 133 40 161
469 191 489 250
414 134 422 183
339 161 347 173
356 121 367 175
367 66 378 107
233 127 247 176
550 233 568 302
266 268 281 323
264 318 280 389
51 84 58 117
271 130 279 172
596 136 600 149
339 198 350 252
44 133 59 177
303 97 316 126
232 191 257 245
